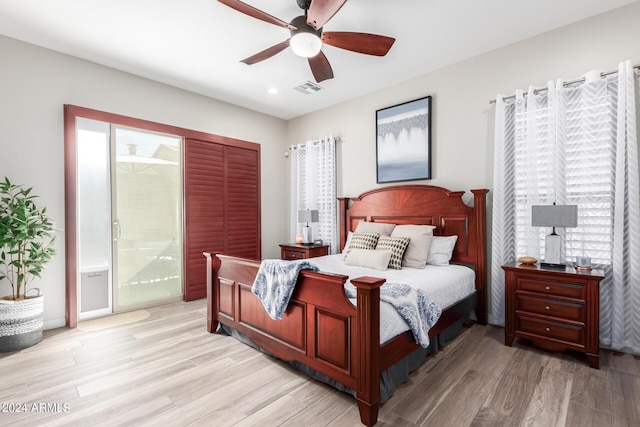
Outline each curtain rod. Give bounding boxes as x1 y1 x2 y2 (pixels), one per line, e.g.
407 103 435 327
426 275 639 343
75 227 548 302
289 136 341 150
488 64 640 104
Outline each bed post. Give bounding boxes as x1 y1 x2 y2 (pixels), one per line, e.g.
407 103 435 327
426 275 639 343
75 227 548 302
471 189 489 325
338 197 349 252
352 276 385 427
203 252 220 333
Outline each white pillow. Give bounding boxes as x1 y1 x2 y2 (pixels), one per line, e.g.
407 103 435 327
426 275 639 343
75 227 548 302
355 221 396 236
426 236 458 266
391 225 436 268
344 248 392 271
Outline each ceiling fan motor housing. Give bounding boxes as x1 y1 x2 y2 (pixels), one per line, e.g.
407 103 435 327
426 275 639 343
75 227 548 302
289 15 322 38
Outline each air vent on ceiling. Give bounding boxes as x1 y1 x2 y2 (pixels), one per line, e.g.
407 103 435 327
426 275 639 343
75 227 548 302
294 81 324 95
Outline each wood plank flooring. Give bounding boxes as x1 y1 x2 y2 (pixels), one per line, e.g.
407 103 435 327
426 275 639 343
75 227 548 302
1 299 639 426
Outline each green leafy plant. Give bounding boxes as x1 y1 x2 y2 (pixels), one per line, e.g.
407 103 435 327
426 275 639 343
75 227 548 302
0 177 57 300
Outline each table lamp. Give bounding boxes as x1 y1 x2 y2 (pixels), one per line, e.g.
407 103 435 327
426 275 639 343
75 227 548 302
531 204 578 268
298 209 319 245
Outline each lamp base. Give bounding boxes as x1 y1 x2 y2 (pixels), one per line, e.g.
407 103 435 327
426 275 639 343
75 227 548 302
544 233 561 265
302 225 313 244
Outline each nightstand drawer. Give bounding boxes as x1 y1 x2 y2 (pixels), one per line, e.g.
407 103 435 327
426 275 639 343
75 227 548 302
516 314 585 346
516 294 584 322
517 277 584 299
280 243 329 260
282 250 305 260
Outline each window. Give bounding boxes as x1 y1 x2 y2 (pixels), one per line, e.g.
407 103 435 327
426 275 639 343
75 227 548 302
510 81 615 265
490 61 640 354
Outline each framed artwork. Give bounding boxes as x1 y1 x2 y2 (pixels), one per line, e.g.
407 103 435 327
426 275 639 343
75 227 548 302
376 95 432 183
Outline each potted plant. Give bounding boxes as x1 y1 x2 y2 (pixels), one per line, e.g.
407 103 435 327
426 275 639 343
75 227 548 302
0 177 57 352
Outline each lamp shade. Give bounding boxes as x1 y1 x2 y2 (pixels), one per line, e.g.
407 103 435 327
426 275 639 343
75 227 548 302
531 205 578 228
298 209 319 224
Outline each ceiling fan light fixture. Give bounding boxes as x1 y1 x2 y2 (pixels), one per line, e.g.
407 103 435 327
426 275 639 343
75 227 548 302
290 33 322 57
289 15 322 58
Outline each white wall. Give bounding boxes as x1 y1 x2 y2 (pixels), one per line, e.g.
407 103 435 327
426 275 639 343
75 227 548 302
285 2 640 321
286 2 640 202
0 35 288 329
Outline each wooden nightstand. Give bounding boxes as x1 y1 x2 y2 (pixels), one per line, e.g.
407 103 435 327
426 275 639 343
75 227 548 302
502 261 605 369
279 243 329 260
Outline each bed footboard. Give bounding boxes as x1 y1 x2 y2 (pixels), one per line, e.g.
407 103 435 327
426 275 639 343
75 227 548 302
203 252 385 426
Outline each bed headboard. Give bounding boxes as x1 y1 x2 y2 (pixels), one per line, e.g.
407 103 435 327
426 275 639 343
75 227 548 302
338 185 489 324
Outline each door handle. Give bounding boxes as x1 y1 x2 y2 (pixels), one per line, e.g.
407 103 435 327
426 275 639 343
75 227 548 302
113 220 121 242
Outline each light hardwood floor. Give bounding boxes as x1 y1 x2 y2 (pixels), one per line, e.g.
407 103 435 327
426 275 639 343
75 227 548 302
1 299 639 426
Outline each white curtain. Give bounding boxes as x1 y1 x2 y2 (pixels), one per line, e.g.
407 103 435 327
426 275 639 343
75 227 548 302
290 135 338 254
491 60 640 353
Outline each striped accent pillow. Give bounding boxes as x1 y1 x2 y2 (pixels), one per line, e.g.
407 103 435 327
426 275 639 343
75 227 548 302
391 224 436 268
375 236 411 269
343 232 380 259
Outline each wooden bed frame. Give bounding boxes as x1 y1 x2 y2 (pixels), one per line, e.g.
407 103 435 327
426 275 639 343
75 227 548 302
204 185 488 426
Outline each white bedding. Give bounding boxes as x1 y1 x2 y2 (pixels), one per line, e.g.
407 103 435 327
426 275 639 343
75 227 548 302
306 254 476 344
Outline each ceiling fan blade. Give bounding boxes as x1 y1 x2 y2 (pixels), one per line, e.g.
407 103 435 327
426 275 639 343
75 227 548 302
322 32 395 56
308 50 334 83
218 0 295 30
307 0 347 30
241 39 291 65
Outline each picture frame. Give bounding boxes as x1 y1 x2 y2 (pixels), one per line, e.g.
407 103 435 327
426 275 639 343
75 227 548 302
376 95 432 183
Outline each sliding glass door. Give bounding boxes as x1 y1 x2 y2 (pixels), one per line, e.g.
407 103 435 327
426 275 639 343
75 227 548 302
76 119 183 319
112 126 182 311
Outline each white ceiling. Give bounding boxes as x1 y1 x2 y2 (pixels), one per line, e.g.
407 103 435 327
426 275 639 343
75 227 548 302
0 0 636 120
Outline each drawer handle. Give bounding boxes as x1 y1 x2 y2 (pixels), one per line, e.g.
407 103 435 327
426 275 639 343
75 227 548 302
545 327 551 332
545 306 551 310
544 286 551 291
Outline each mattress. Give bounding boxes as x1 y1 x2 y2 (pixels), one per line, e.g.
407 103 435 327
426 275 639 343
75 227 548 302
306 254 476 344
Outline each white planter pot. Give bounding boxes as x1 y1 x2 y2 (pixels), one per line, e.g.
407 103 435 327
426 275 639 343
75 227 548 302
0 295 44 352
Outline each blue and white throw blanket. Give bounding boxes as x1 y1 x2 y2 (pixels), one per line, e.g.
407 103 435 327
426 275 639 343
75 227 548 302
344 282 442 348
251 259 318 320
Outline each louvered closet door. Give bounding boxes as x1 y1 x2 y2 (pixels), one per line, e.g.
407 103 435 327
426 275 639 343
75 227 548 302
184 139 260 301
226 145 261 259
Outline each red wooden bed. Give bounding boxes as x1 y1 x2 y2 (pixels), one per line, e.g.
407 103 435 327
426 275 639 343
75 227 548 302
204 185 488 426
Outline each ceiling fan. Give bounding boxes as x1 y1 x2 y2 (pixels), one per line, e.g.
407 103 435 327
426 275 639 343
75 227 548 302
218 0 395 83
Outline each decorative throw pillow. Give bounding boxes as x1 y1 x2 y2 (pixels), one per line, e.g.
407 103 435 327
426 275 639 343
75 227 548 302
355 221 396 236
426 235 458 266
343 232 380 259
344 248 392 271
391 224 436 268
375 235 411 269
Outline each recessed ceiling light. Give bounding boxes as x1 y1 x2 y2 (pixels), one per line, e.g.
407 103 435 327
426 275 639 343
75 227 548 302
267 87 279 95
